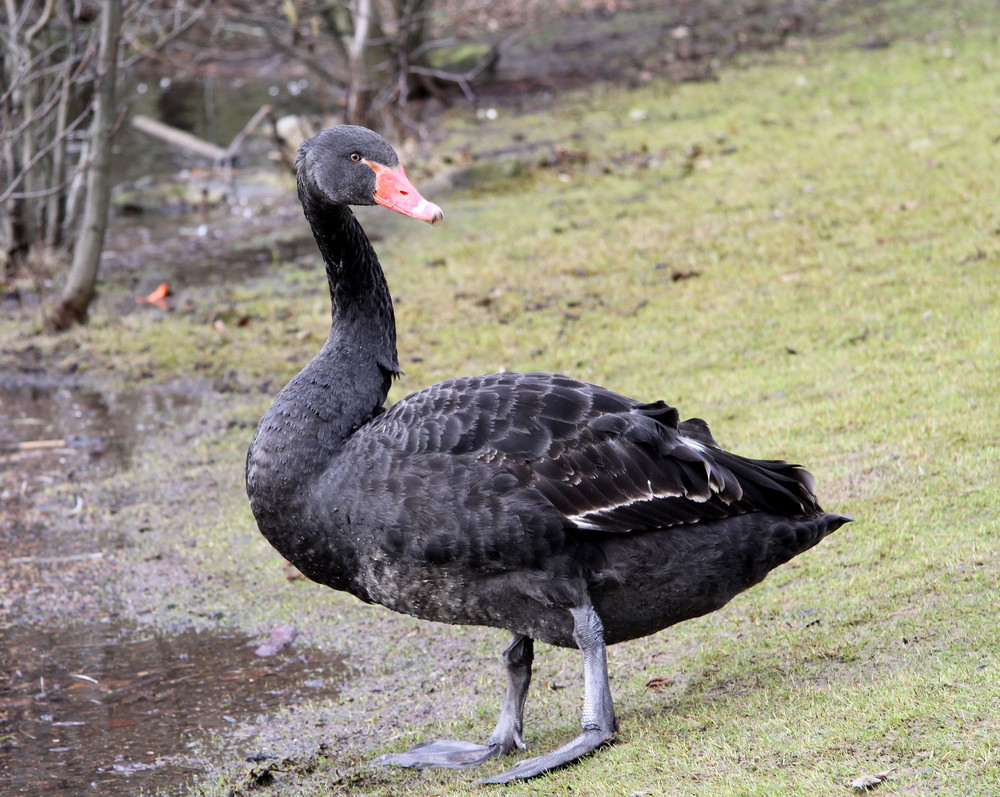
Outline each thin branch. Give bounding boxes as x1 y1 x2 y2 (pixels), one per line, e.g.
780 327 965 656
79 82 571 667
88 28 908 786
223 103 273 163
0 44 95 154
409 35 459 61
405 27 518 103
2 43 96 141
0 109 127 202
0 34 81 108
255 21 348 95
2 0 30 35
118 1 212 69
0 57 107 205
25 0 57 45
316 2 351 63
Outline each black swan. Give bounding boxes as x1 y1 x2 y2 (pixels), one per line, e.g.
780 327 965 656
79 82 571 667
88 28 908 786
245 125 849 783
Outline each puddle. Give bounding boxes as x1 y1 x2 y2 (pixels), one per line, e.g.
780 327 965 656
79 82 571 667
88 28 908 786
0 378 201 558
0 378 197 475
0 623 345 797
0 379 200 564
1 379 346 795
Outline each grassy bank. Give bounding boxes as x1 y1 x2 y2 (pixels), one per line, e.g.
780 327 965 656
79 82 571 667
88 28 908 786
8 1 998 795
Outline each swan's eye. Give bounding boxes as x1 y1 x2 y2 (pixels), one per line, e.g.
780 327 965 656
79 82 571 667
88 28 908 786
350 153 362 162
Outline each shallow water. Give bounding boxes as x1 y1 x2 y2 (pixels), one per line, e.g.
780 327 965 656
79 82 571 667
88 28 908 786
0 624 344 796
0 378 195 474
0 381 345 796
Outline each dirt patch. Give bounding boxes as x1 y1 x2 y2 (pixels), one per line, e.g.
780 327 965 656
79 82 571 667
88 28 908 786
0 377 212 624
458 0 886 101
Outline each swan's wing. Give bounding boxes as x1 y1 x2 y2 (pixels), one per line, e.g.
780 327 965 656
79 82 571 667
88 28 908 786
534 408 820 533
371 372 820 534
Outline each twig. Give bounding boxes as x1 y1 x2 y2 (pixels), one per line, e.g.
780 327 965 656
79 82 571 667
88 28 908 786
8 438 67 451
2 107 128 203
9 552 107 564
24 0 57 44
223 104 273 164
118 0 212 70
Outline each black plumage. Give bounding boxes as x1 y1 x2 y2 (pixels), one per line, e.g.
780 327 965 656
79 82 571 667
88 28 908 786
245 125 849 783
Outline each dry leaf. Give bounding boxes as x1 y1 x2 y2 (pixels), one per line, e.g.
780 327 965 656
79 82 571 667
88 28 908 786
136 282 170 309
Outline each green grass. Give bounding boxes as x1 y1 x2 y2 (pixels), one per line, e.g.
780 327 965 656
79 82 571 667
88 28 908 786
7 1 1000 795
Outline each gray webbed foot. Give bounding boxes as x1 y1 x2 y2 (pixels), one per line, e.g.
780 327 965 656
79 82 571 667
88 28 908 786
378 607 618 784
376 633 532 772
478 727 615 784
375 739 504 770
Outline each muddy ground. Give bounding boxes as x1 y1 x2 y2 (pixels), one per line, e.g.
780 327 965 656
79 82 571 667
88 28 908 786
1 2 888 795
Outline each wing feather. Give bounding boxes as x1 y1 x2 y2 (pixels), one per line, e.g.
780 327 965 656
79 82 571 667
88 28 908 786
368 372 821 539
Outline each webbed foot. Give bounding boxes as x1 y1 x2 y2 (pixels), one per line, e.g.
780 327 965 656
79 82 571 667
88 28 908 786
478 726 615 784
375 739 504 770
376 633 533 773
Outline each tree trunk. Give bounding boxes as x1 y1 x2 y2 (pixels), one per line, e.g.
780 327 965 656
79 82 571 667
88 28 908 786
345 0 373 126
45 50 76 248
47 0 122 331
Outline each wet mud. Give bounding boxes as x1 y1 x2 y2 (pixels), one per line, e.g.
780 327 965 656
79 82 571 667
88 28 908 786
0 382 345 796
0 380 194 624
0 624 344 797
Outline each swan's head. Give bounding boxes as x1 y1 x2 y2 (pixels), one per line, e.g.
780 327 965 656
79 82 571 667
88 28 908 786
296 125 443 225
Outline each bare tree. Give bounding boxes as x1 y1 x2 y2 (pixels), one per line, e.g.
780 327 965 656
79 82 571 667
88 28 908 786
231 0 484 135
44 0 121 330
1 1 92 265
0 0 212 328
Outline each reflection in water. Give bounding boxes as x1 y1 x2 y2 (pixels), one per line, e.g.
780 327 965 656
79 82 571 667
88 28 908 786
0 624 345 797
0 379 196 473
0 381 198 623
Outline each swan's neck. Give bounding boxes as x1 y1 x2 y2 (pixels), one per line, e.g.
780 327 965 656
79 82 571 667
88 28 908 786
247 196 400 500
304 191 400 386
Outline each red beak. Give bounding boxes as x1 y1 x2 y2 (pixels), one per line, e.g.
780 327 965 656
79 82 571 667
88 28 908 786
367 161 443 225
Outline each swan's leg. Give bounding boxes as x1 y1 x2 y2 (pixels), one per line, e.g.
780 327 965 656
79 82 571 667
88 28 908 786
374 633 534 769
479 605 618 784
487 633 534 751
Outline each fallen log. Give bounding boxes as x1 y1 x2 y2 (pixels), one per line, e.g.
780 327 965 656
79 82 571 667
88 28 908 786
132 115 227 161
